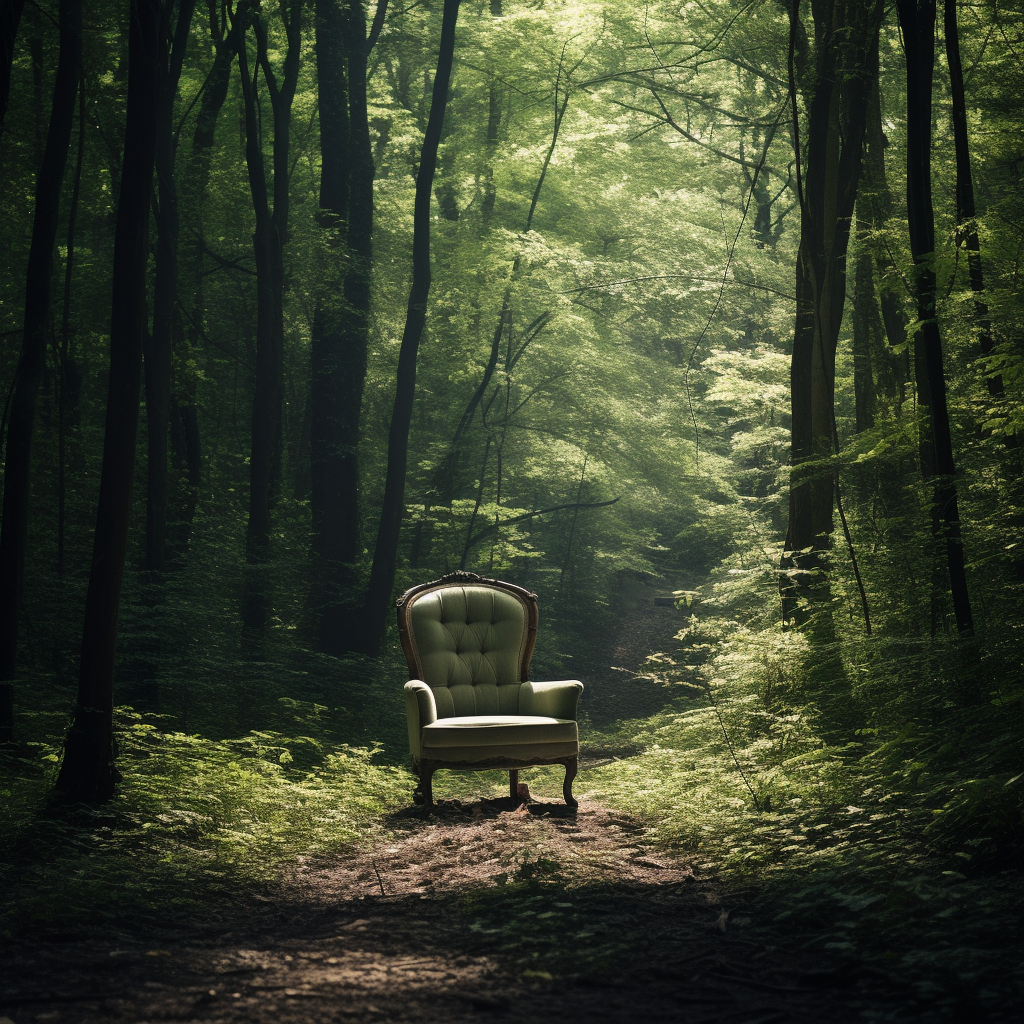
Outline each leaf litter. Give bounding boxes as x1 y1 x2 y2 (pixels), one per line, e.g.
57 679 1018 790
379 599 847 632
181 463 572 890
0 796 927 1023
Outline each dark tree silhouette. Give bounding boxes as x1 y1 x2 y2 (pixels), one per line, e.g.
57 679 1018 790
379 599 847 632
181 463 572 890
0 0 25 133
55 0 161 800
897 0 974 638
0 0 82 743
781 0 882 623
347 0 461 655
236 0 301 628
145 0 197 574
945 0 1003 403
311 0 375 655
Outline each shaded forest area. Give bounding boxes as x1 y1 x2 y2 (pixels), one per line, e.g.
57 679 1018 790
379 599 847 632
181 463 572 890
1 0 1023 1019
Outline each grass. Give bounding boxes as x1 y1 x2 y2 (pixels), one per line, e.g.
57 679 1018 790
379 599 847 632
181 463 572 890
0 703 409 938
3 625 1021 1020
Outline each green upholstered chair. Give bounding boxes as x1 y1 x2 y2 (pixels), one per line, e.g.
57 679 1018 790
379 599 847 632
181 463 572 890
398 571 582 809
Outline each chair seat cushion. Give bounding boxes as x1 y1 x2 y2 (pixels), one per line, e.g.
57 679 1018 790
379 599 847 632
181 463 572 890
420 715 578 762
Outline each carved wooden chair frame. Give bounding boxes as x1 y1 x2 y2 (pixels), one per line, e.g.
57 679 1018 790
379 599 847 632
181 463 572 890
397 570 578 809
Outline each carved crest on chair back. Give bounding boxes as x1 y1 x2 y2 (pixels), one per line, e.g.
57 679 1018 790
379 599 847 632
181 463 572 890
398 572 580 811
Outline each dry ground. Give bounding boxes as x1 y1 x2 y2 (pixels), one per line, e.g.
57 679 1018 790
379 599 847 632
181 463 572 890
2 796 916 1024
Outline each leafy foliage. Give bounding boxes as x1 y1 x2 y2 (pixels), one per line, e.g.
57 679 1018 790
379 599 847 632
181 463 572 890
0 704 407 937
1 0 1024 1011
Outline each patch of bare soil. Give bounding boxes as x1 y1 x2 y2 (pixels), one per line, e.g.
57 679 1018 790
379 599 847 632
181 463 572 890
2 798 901 1024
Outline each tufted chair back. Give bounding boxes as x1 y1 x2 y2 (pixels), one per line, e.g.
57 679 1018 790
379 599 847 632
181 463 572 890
397 573 539 720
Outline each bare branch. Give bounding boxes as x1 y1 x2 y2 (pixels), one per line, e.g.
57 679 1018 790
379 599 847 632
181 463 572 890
367 0 388 52
466 497 621 550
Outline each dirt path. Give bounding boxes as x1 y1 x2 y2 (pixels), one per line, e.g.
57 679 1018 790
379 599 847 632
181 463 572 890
2 798 897 1024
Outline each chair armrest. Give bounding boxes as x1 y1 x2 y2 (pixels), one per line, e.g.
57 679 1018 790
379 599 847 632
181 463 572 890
404 680 437 761
520 680 583 720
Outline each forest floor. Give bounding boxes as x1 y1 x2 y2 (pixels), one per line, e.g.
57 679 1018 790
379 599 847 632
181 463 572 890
1 793 924 1024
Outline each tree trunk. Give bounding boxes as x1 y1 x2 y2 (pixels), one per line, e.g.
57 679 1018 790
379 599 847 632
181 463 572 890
851 236 877 433
851 33 900 432
55 0 160 801
311 0 375 656
0 0 25 132
945 0 1003 402
145 0 196 574
480 4 501 225
0 0 81 745
237 0 301 628
173 11 239 555
57 73 86 581
897 0 974 638
781 0 882 621
346 0 461 656
859 69 909 413
28 34 42 161
342 0 375 534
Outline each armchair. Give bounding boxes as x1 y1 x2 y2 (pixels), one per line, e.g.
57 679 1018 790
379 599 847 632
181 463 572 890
398 571 582 809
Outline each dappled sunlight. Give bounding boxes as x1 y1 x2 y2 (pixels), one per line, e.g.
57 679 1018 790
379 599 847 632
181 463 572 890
4 799 887 1024
1 0 1023 1019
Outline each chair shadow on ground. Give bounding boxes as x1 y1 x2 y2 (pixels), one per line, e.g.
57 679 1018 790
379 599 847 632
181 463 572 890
388 795 580 824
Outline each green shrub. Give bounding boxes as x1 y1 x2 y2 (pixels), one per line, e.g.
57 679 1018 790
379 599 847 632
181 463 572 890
0 704 409 937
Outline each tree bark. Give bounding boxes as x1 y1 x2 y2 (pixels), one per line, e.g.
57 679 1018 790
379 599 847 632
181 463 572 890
145 0 196 574
0 0 82 744
945 0 1003 402
346 0 461 656
481 3 501 225
174 10 240 554
859 68 909 413
851 33 892 432
311 0 351 547
781 0 882 621
55 0 160 800
0 0 25 133
851 235 878 433
897 0 974 638
237 0 301 628
57 72 86 581
311 0 375 656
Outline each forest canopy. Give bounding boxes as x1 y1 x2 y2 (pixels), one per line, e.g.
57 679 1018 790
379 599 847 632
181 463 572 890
1 0 1023 1010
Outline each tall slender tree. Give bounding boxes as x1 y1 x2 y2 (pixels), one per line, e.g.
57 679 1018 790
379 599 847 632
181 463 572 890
236 0 301 628
410 63 570 569
311 0 376 655
173 6 243 549
55 0 161 800
897 0 974 637
0 0 25 134
145 0 197 574
945 0 1003 404
0 0 82 744
854 66 909 419
781 0 883 622
345 0 461 655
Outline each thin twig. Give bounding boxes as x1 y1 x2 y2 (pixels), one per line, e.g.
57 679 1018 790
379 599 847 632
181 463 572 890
704 681 762 812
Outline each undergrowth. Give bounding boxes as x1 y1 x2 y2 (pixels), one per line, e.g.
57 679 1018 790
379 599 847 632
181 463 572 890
583 551 1024 1020
0 702 408 939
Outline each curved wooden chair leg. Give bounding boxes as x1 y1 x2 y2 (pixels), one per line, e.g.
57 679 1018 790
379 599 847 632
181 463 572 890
509 769 519 805
417 762 435 811
562 756 578 808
